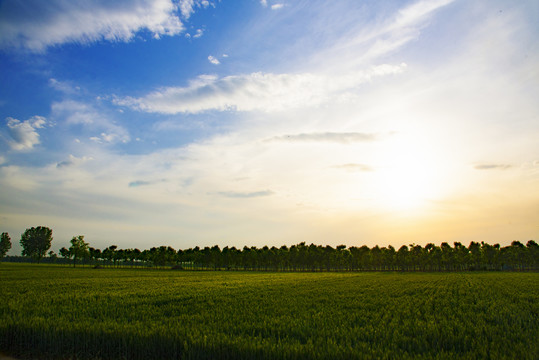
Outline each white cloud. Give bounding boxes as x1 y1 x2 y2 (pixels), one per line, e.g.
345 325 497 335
260 0 268 7
193 29 204 38
271 4 284 10
0 0 186 51
114 64 406 114
5 116 47 151
208 55 220 65
179 0 212 19
0 155 6 165
179 0 196 19
52 100 130 144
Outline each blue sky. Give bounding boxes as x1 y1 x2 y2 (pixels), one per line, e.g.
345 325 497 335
1 0 538 254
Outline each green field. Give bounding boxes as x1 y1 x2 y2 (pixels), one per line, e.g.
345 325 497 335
1 264 538 359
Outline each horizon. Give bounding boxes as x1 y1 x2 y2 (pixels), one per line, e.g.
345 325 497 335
1 0 538 256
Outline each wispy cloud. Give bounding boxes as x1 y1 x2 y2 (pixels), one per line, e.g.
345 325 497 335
52 100 130 144
90 133 128 144
271 4 284 11
114 64 406 114
4 116 47 151
270 132 378 144
332 163 374 172
474 164 512 170
49 78 80 95
316 0 455 69
0 0 187 51
217 190 274 198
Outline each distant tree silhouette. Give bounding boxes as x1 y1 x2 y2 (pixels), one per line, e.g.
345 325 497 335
25 231 536 272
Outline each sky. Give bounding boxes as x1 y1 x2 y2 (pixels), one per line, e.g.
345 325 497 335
0 0 538 254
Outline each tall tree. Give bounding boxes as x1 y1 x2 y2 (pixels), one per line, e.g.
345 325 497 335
20 226 53 263
0 232 11 260
69 235 90 267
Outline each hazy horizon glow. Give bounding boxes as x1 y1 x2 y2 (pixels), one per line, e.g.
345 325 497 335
1 0 538 254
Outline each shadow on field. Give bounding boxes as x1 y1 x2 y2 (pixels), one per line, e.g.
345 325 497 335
1 326 300 360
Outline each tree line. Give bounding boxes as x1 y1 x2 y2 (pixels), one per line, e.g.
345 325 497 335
1 226 538 271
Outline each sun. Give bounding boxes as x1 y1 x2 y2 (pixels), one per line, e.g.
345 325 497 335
376 158 436 210
369 135 444 212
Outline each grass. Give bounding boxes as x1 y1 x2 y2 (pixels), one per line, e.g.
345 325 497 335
1 263 538 359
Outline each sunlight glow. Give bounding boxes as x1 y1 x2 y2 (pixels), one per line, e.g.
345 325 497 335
370 135 443 212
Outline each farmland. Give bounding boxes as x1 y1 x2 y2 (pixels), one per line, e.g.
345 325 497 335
1 264 538 359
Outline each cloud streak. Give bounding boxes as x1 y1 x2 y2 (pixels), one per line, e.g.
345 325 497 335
270 132 378 144
332 163 374 172
314 0 455 70
56 155 93 168
0 0 186 51
474 164 512 170
217 190 274 199
114 64 406 114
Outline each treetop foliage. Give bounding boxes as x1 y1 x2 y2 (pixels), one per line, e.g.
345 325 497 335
19 226 53 263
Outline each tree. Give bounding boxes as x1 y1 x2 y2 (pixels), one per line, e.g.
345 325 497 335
103 245 118 267
48 250 58 263
59 247 70 261
440 242 453 271
526 240 538 270
69 235 90 267
20 226 53 263
397 245 409 271
468 241 482 270
0 232 11 260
